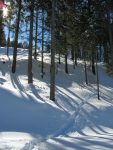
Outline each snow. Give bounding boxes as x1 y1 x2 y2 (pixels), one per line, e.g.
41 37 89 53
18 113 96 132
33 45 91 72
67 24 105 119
0 47 113 149
37 99 113 150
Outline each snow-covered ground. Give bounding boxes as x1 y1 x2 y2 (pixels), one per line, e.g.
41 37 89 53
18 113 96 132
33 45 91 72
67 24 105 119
0 47 113 150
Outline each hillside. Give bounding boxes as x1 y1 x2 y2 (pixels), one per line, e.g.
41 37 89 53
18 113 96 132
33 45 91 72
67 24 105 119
0 47 113 150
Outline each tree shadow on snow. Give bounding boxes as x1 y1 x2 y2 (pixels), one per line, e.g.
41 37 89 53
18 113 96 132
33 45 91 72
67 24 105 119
44 135 113 150
66 102 113 137
0 87 69 139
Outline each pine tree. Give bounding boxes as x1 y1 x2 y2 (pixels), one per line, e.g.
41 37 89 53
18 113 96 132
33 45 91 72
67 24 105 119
0 0 6 47
28 1 34 83
41 2 44 78
50 0 56 101
12 0 22 73
34 4 38 60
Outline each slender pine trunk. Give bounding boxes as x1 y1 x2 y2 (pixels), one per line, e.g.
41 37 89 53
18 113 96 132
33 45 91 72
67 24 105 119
74 46 77 67
7 26 11 56
41 6 44 78
103 42 109 63
58 50 61 64
96 46 100 100
99 43 102 61
71 48 74 60
0 10 3 46
34 7 38 60
50 0 56 101
84 51 88 84
12 0 21 73
28 1 34 83
64 2 68 74
107 11 113 68
91 49 96 75
65 53 68 73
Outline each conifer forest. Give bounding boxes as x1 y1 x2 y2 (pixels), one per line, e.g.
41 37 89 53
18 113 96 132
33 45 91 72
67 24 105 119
0 0 113 150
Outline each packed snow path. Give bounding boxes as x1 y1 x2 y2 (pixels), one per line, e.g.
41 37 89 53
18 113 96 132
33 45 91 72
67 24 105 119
0 47 113 150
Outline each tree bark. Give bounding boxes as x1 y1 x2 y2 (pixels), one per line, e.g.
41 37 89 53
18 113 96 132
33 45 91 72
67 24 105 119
65 53 68 73
71 48 74 60
96 46 100 100
28 1 34 83
74 45 77 68
34 7 38 60
7 27 10 56
12 0 21 73
84 50 88 84
107 11 113 68
58 49 61 64
103 42 109 63
41 6 44 78
91 49 96 75
0 10 3 46
50 0 56 101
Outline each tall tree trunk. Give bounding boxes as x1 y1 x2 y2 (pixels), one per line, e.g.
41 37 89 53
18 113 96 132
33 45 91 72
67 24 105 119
0 10 3 46
50 0 56 101
91 49 96 75
74 50 77 66
34 7 38 59
65 52 68 73
84 50 88 84
73 45 77 68
96 46 100 100
103 42 109 63
64 31 68 73
107 11 113 68
64 3 68 74
58 49 61 64
99 43 101 61
7 27 10 56
72 45 75 69
0 0 5 47
28 1 34 83
41 6 44 78
12 0 21 73
71 48 74 60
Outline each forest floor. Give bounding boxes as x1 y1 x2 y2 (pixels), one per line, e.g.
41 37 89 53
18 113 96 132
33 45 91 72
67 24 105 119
0 47 113 150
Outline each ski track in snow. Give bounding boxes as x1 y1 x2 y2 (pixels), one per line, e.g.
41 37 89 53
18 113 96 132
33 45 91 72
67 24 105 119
0 48 113 150
23 93 97 150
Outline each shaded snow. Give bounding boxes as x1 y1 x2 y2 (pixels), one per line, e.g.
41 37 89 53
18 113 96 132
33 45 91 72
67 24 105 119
0 47 113 150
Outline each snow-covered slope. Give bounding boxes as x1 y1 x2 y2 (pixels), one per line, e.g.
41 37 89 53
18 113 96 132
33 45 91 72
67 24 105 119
0 47 113 150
